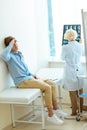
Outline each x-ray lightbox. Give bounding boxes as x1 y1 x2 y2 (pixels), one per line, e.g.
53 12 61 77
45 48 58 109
62 24 81 45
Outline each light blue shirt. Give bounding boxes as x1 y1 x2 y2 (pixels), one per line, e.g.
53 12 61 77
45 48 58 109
0 44 34 86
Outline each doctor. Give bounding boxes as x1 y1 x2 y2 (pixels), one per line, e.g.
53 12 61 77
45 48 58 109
61 29 84 116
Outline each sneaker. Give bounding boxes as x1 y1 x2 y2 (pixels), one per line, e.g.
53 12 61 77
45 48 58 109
54 109 69 117
47 114 64 125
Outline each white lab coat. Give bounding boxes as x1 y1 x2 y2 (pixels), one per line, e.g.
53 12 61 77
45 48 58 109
61 41 84 91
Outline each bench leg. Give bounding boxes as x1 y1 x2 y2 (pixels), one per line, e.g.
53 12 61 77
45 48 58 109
11 104 16 127
58 85 62 109
40 91 45 130
32 101 35 116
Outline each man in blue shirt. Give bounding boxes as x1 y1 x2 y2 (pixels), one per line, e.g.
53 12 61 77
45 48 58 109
1 36 68 124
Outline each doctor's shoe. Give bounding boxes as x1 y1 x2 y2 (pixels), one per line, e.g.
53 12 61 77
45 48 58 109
47 114 64 125
54 109 69 117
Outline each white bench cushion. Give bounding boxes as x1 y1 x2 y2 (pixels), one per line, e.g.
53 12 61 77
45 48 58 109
36 68 63 80
0 87 41 104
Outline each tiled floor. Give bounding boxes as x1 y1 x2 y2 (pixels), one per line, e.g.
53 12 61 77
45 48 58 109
4 104 87 130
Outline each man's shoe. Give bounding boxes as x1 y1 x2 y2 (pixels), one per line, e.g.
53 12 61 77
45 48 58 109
47 114 64 125
54 109 69 117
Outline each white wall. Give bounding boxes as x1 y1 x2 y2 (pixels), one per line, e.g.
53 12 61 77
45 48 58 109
0 0 50 89
0 0 38 72
0 0 49 129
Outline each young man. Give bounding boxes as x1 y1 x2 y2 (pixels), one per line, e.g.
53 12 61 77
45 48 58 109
1 36 68 124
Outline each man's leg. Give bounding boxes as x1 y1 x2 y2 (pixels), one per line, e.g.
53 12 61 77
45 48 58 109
44 80 68 118
44 79 58 110
18 79 64 124
18 79 54 116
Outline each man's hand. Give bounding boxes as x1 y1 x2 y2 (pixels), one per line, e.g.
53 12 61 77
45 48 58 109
9 39 16 45
33 75 39 79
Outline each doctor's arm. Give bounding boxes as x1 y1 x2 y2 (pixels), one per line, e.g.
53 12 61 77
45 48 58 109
79 39 85 56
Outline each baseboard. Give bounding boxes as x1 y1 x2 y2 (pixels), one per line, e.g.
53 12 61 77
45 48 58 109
2 124 12 130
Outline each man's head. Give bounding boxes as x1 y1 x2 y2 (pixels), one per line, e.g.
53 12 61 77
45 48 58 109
4 36 18 52
64 29 77 41
4 36 15 46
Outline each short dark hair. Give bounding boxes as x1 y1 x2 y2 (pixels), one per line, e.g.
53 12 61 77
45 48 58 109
4 36 15 46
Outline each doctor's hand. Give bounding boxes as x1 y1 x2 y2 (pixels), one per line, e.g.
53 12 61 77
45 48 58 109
79 38 83 44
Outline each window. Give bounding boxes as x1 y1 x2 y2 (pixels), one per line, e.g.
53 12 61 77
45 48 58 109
47 0 87 60
47 0 56 56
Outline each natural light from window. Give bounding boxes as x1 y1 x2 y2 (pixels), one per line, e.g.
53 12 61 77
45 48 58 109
50 0 87 61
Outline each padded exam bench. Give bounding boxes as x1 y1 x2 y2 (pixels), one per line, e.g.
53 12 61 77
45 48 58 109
0 87 45 130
